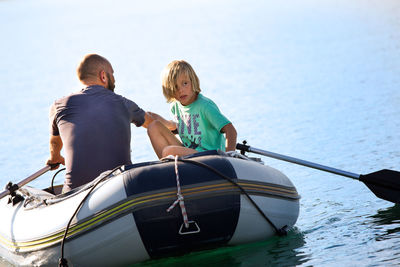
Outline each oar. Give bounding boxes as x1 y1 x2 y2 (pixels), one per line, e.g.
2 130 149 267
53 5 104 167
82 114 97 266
0 165 53 200
236 142 400 204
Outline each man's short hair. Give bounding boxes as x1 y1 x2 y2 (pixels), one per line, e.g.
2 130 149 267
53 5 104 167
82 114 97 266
77 54 110 81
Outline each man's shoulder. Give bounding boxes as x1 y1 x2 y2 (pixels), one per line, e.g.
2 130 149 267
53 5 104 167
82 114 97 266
55 86 112 103
55 88 84 102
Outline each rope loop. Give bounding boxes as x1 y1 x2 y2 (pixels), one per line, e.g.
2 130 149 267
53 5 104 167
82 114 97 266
166 155 190 228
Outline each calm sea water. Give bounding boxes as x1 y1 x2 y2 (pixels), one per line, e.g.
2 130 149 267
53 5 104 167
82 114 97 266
1 0 399 266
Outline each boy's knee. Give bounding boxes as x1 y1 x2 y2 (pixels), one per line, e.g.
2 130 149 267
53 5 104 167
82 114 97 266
147 120 162 135
161 146 172 158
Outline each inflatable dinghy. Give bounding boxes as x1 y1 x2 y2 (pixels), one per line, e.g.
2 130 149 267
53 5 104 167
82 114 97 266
0 151 300 266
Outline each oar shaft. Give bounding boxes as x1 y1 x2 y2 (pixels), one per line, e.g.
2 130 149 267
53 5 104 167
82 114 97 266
237 143 400 204
243 145 360 180
16 165 51 188
0 166 51 200
0 190 9 200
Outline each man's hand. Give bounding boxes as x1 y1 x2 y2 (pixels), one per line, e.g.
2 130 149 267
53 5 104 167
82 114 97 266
46 155 65 170
147 112 177 131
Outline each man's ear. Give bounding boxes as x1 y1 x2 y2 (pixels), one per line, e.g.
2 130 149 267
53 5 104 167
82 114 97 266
100 70 107 83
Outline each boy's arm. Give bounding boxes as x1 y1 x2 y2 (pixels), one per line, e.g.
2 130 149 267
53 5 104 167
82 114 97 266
221 123 237 151
147 112 177 131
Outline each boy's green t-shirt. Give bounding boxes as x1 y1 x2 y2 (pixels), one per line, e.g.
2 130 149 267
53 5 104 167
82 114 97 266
171 93 231 152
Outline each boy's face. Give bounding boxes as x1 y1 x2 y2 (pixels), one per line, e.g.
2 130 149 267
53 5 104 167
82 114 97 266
175 73 197 106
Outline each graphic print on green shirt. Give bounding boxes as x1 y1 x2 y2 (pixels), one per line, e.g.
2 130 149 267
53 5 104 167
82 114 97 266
171 94 231 152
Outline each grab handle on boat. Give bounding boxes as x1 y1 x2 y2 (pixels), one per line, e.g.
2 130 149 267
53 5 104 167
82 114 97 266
179 220 200 235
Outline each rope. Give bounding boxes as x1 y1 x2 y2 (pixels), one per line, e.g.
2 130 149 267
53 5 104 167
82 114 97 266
58 166 123 267
178 157 288 236
51 168 66 194
166 156 189 228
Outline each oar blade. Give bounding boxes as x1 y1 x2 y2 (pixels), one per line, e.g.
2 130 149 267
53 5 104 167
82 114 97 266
359 169 400 204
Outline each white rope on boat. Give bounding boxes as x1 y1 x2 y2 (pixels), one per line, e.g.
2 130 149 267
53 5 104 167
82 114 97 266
166 155 189 228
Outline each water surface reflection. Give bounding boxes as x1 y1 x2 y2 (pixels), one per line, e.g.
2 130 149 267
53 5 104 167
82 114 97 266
134 228 307 267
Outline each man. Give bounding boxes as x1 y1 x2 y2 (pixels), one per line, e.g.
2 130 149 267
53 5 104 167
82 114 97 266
46 54 153 193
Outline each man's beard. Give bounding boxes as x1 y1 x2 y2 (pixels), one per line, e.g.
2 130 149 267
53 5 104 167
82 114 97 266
106 72 115 91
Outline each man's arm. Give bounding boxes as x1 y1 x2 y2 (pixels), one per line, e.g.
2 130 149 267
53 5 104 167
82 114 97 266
221 123 237 152
46 135 65 170
140 112 155 129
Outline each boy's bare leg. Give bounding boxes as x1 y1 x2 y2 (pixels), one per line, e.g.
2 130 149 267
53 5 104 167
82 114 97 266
147 120 181 158
162 146 198 158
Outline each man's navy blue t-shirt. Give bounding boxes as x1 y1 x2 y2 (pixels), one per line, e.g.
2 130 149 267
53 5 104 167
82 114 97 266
50 85 145 192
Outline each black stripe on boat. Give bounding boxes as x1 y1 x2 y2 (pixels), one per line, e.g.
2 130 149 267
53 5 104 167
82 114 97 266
123 151 240 258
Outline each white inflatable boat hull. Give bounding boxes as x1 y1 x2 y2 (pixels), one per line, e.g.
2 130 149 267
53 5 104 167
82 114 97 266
0 152 300 266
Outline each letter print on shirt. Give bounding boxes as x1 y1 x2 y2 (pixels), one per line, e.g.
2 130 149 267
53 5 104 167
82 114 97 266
176 113 202 150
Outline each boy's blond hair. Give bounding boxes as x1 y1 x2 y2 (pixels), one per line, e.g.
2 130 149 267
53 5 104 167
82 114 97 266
161 60 201 103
